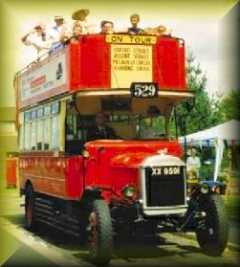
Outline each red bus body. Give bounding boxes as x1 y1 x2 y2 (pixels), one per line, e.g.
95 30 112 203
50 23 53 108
17 34 187 202
19 140 182 201
17 34 186 108
15 34 229 264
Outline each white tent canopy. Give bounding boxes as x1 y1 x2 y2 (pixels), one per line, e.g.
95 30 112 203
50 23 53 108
179 120 240 181
179 120 240 143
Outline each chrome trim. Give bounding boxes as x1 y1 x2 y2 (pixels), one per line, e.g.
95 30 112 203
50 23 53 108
76 90 194 98
143 206 187 216
139 154 187 216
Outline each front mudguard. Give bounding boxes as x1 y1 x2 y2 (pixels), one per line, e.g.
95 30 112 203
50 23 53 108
180 191 221 231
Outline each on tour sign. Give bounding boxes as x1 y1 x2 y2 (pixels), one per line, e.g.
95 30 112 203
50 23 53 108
106 34 157 45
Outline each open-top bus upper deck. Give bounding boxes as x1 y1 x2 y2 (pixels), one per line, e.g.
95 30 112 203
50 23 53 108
15 33 189 110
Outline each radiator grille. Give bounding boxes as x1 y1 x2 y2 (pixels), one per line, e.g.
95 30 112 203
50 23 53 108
145 166 185 207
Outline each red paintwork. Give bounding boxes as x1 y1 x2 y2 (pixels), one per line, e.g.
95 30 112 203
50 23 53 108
69 35 111 89
84 140 182 202
69 34 186 91
17 34 187 203
19 154 84 200
16 34 187 109
6 158 18 187
19 140 182 202
153 37 186 90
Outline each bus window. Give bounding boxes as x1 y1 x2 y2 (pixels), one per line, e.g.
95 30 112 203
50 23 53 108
24 123 30 150
43 105 51 150
31 124 37 150
19 113 24 151
138 115 166 139
24 111 31 151
43 116 50 150
37 107 44 150
51 115 59 149
50 101 60 150
65 102 84 155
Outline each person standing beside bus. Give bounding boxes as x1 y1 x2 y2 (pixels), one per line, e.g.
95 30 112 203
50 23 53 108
186 148 201 179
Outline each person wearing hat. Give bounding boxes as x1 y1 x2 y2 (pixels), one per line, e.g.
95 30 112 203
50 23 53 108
49 16 67 40
48 15 72 49
71 9 90 34
21 23 52 58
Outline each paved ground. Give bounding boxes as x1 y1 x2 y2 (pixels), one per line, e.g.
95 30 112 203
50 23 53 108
0 184 239 267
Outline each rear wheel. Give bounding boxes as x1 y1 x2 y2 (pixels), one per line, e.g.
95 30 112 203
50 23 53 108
87 199 113 265
196 194 228 256
25 185 37 230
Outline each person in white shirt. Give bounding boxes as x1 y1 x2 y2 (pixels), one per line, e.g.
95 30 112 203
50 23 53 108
48 16 71 46
186 148 201 178
21 23 52 58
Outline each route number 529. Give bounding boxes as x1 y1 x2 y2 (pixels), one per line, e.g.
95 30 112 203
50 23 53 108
130 82 158 98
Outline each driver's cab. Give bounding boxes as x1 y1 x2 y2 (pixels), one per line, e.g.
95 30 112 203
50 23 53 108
64 92 178 155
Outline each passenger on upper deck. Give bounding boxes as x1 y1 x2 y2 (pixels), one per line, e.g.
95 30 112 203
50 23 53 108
87 112 118 141
21 23 52 58
128 14 144 35
71 9 90 34
48 16 70 51
48 16 69 42
69 22 84 43
59 9 90 44
143 25 170 36
100 20 114 34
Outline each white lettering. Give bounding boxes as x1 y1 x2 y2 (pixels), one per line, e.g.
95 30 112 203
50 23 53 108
151 166 180 176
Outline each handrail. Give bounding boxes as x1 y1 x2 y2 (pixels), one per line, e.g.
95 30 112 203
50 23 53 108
15 33 176 78
15 42 67 77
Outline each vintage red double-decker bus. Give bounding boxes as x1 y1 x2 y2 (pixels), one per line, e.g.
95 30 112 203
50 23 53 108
15 33 228 265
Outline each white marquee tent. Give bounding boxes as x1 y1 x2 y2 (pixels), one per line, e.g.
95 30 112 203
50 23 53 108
179 120 240 181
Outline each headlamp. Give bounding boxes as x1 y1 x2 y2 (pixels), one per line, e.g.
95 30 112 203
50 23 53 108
122 185 137 199
200 183 209 194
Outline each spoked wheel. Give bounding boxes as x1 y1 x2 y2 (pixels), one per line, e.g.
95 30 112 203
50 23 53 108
196 194 228 256
87 199 113 266
25 185 37 230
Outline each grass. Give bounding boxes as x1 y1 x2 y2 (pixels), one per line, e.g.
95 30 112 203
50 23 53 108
223 195 240 222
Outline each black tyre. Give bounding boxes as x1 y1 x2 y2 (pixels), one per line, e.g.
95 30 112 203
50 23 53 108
196 194 228 256
25 185 37 230
87 199 113 265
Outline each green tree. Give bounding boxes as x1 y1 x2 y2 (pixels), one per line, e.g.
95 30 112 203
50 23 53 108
221 90 240 121
176 52 223 135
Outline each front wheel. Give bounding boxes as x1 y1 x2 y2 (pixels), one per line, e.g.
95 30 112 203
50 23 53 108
87 199 113 265
196 194 228 256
